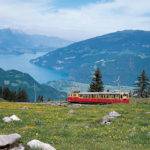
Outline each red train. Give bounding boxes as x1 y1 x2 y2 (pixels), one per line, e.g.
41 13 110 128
67 91 129 104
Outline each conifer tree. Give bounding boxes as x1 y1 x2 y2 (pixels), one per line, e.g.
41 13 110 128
2 87 11 100
134 70 150 98
89 68 104 92
10 91 17 102
0 86 2 98
37 95 44 103
17 89 28 102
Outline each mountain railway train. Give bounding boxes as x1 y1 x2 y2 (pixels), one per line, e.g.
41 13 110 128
67 91 129 104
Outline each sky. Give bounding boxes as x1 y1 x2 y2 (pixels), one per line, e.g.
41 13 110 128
0 0 150 41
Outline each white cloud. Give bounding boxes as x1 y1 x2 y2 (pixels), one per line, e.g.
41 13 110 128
0 0 149 41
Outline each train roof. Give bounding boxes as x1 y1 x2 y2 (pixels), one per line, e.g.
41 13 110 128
71 91 129 94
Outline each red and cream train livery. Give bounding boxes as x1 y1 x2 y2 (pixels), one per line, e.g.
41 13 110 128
67 91 129 104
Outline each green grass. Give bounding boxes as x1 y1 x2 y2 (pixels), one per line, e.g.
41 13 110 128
0 100 150 150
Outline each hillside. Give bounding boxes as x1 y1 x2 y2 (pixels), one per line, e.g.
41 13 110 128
0 28 71 54
31 30 150 86
0 101 149 149
0 68 66 101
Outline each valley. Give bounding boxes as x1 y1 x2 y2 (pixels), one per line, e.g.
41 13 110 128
0 1 150 149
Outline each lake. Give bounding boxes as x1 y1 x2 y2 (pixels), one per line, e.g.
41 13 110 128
0 52 66 83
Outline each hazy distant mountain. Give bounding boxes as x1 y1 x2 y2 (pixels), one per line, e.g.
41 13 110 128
0 28 71 54
31 30 150 86
0 68 66 101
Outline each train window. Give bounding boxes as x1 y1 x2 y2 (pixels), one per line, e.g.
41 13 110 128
123 94 127 97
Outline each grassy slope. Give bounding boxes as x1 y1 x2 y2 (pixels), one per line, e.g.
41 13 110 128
0 100 150 150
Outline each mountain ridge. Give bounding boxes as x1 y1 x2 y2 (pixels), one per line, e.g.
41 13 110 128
31 30 150 86
0 68 66 101
0 28 72 54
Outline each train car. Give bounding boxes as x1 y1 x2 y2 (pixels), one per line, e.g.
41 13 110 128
67 91 129 104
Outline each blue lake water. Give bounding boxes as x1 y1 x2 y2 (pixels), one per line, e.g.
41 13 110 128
0 52 66 83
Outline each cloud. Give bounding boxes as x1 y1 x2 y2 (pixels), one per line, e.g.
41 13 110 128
0 0 149 41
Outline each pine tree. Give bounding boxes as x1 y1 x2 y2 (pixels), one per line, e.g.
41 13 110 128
37 95 44 103
134 70 150 98
2 87 11 100
148 84 150 97
10 91 17 102
0 86 2 98
89 68 104 92
17 89 28 102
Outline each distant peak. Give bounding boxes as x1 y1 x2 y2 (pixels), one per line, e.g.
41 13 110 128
0 28 12 32
0 28 24 34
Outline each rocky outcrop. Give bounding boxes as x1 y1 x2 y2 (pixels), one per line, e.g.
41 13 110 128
27 139 56 150
100 111 121 125
0 133 22 149
3 115 21 123
0 134 56 150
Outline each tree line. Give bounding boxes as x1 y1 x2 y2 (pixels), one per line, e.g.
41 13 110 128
89 68 150 98
0 87 28 102
0 86 45 102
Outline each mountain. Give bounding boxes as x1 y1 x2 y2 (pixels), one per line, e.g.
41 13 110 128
31 30 150 86
0 28 71 54
0 68 66 101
